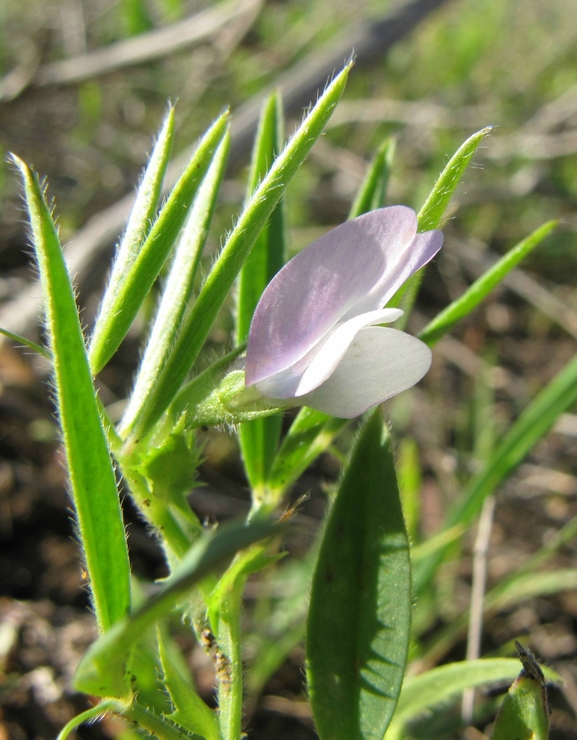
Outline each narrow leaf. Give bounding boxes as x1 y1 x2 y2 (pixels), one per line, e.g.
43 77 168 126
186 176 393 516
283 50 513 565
74 520 279 698
264 407 348 510
419 221 558 346
89 111 229 373
120 132 230 435
390 127 493 318
95 106 175 367
12 157 131 631
307 410 411 740
56 700 118 740
237 91 287 494
419 127 493 231
415 350 577 593
0 326 50 358
349 137 395 218
129 62 353 439
158 630 220 740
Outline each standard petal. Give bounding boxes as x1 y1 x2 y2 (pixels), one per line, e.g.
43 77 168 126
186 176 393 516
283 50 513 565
254 307 403 399
246 206 420 387
298 327 432 418
340 228 444 321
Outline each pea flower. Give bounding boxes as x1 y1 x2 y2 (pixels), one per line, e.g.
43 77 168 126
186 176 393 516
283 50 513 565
245 206 443 418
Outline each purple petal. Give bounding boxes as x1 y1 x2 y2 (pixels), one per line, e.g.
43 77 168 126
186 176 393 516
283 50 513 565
298 327 432 418
246 206 423 387
254 307 403 398
341 228 444 321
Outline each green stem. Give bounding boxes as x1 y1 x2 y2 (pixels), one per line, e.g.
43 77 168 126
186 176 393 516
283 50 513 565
122 466 193 569
217 582 245 740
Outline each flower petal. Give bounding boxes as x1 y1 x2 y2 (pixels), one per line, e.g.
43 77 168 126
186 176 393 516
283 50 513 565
254 307 403 398
246 206 430 387
298 327 432 418
341 228 444 321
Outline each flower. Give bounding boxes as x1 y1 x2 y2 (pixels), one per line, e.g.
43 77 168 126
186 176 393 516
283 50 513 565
245 206 443 418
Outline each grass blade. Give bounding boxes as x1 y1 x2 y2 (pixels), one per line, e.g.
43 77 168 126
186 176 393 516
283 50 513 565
12 157 131 632
419 220 558 346
89 111 229 373
307 410 411 740
348 137 395 218
415 350 577 594
130 62 353 439
237 91 287 494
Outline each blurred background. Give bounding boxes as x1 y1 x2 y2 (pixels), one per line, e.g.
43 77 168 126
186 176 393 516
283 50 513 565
1 0 577 737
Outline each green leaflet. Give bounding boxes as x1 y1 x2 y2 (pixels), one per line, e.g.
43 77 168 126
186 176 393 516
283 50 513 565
264 407 348 511
490 643 550 740
158 629 220 740
89 111 229 374
129 62 352 439
307 411 411 740
419 220 558 346
390 127 492 321
349 137 395 218
237 90 287 495
13 157 131 632
120 131 230 436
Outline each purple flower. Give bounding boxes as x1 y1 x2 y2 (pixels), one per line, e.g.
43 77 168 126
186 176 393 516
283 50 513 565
245 206 443 418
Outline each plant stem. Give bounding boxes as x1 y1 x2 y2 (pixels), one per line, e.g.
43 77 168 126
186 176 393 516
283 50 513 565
123 466 193 569
217 582 245 740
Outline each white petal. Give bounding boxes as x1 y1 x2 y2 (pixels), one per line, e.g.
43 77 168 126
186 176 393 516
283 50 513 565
254 308 403 399
298 327 431 418
295 308 403 395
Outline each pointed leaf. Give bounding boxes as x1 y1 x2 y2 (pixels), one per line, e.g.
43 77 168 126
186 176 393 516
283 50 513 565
349 137 395 218
12 157 131 632
237 91 287 493
129 62 353 438
419 220 558 346
390 127 493 319
307 410 411 740
158 630 220 740
97 106 175 360
89 111 229 373
120 132 230 435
